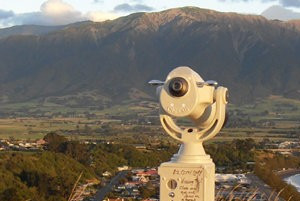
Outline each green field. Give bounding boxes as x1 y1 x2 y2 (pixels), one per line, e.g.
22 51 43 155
0 96 299 143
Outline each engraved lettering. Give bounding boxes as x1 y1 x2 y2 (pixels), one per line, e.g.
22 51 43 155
169 167 203 200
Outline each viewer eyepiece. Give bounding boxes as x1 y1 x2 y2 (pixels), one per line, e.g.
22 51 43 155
168 77 188 97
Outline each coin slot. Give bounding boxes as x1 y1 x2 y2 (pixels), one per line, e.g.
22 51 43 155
167 179 177 190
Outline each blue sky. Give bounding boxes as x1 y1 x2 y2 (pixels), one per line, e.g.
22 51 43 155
0 0 300 28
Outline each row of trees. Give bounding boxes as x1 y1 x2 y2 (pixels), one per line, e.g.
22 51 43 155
205 138 255 172
43 133 258 175
43 132 178 174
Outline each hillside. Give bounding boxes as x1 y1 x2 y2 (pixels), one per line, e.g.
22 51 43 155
0 7 299 105
0 151 96 201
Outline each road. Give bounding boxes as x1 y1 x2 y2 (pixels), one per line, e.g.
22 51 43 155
246 173 284 201
93 171 129 201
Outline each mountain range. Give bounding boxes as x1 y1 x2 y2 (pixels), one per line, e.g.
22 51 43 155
0 7 300 105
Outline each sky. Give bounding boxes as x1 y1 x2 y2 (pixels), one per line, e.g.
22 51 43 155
0 0 300 28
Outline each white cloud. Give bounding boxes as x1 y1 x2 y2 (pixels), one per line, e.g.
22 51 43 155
0 9 15 28
279 0 300 8
0 9 14 19
22 0 84 25
93 0 103 3
114 3 154 13
41 0 79 16
0 0 118 27
220 0 300 8
87 11 119 22
261 5 300 20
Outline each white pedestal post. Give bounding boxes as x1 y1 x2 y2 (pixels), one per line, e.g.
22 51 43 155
158 144 215 201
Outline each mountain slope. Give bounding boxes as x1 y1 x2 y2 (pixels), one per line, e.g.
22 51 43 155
287 20 300 31
0 7 299 104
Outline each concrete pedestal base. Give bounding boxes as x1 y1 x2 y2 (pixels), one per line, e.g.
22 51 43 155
158 158 215 201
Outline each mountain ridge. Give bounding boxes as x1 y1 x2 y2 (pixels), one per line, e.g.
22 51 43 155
0 7 299 105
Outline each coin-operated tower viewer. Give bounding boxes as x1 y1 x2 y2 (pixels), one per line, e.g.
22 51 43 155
149 66 228 201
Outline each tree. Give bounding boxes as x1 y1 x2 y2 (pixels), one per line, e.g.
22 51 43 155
43 132 67 152
59 141 89 165
139 182 156 199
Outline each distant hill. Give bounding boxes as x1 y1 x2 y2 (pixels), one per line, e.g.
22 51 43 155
0 21 92 39
0 7 299 105
0 25 64 39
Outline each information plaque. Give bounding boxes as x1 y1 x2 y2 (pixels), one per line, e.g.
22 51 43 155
159 165 208 201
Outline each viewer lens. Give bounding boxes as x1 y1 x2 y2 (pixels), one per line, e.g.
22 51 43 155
169 77 188 97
